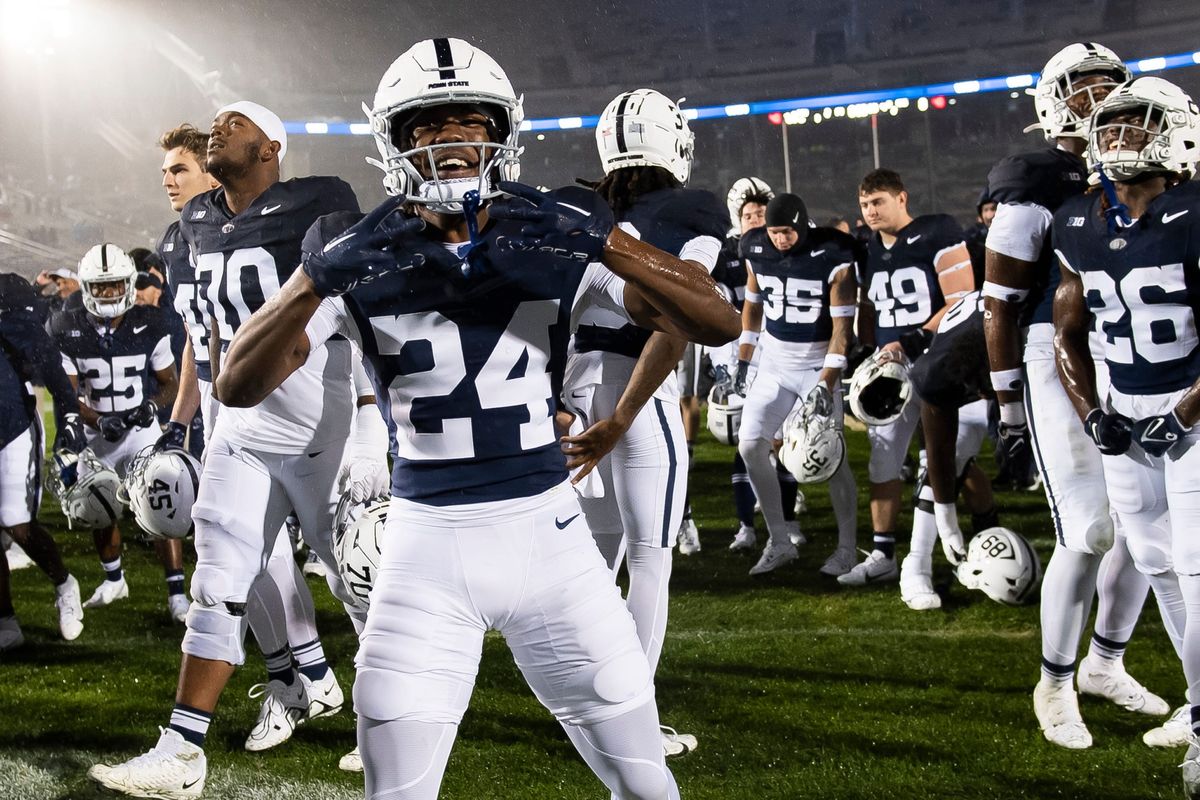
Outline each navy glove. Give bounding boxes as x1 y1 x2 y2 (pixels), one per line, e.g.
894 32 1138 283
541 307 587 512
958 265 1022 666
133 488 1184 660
55 412 86 454
490 182 614 264
997 421 1033 477
98 414 128 443
807 383 834 417
124 399 158 429
733 360 751 396
155 420 188 452
1084 408 1133 456
302 195 444 297
712 364 731 387
1132 411 1189 457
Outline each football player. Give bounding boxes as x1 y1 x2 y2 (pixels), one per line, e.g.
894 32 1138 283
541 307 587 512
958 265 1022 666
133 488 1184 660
151 121 358 759
215 38 738 800
839 169 974 585
48 244 185 619
559 88 727 756
1054 78 1199 774
88 103 377 797
981 44 1166 749
0 274 86 649
735 193 860 576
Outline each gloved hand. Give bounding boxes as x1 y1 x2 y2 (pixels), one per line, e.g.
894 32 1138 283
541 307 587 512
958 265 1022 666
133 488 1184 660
55 412 86 454
341 458 389 503
996 421 1032 478
123 399 158 429
98 414 128 442
733 360 751 396
154 420 188 452
712 364 731 387
491 182 615 264
935 503 966 566
1132 411 1189 457
807 383 834 417
1084 408 1133 456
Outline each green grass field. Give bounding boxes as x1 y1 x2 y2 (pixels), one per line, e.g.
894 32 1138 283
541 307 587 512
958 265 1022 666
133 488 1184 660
1 428 1186 800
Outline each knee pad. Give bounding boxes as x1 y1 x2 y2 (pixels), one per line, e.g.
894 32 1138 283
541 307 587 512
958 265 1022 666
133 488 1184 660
182 601 249 665
353 665 468 724
738 436 771 464
591 650 653 707
1123 523 1173 576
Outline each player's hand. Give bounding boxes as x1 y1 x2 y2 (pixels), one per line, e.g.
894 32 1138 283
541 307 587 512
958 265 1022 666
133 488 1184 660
712 364 731 387
55 412 87 454
807 383 834 417
996 421 1033 477
877 341 907 365
561 417 628 483
1132 411 1189 458
1084 408 1133 456
939 521 967 566
53 452 79 488
341 457 389 503
98 414 128 442
154 421 188 452
123 399 158 429
733 359 751 396
491 182 614 264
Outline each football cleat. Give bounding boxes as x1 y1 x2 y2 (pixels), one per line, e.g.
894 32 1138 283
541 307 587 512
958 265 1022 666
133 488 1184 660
1145 705 1190 748
837 550 899 586
794 490 807 516
1077 654 1169 715
899 554 942 611
299 668 345 721
819 547 858 577
729 525 757 552
749 540 798 576
1034 679 1092 749
88 727 206 800
338 746 363 773
1184 736 1200 799
785 521 806 547
168 595 190 625
677 517 701 555
0 616 24 652
301 549 328 578
244 679 307 752
55 575 84 641
661 726 698 757
84 577 129 608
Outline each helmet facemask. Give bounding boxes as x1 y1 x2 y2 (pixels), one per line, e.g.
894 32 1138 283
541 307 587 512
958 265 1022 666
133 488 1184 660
82 276 135 319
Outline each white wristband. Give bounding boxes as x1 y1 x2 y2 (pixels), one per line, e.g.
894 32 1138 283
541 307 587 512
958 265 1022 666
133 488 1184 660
823 353 848 370
352 401 389 461
830 304 856 318
739 330 760 347
999 402 1027 427
990 368 1025 393
745 290 762 304
981 281 1030 303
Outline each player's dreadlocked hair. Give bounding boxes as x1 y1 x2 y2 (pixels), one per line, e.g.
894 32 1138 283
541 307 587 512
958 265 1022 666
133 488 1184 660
578 166 681 217
157 124 211 171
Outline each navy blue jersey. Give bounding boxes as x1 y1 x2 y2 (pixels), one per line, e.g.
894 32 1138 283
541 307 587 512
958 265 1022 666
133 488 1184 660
910 292 990 409
158 220 213 381
574 187 726 359
986 148 1088 326
862 214 964 345
49 304 173 414
741 226 860 344
307 189 626 506
1 304 78 449
714 233 749 309
181 176 359 344
1053 182 1200 396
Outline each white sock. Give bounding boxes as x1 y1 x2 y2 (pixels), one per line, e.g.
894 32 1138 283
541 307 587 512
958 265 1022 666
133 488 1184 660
738 437 787 544
1039 545 1100 683
828 457 858 551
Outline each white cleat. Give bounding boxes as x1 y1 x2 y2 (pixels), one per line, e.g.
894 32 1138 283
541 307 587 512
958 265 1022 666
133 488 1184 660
168 595 190 625
84 577 129 609
819 547 858 577
661 725 698 757
1034 679 1092 749
1184 736 1200 799
6 542 33 571
244 679 307 752
88 727 206 799
55 575 84 641
729 525 757 552
899 554 942 611
1077 654 1170 715
837 550 899 587
338 746 363 773
301 549 328 578
793 490 807 516
1146 705 1190 748
784 521 806 547
0 615 24 652
299 668 345 721
749 540 798 576
677 518 701 555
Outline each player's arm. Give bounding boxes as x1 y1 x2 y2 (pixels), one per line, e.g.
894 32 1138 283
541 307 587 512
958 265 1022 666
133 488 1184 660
65 372 101 428
1052 266 1097 421
927 241 974 330
822 262 858 391
0 315 84 450
738 265 764 363
168 338 201 426
151 364 178 412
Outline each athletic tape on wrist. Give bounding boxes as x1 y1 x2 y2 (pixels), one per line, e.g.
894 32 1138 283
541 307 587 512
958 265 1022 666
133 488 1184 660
830 304 856 318
981 281 1030 303
745 290 762 304
739 330 760 347
990 368 1024 393
999 402 1027 427
823 354 848 370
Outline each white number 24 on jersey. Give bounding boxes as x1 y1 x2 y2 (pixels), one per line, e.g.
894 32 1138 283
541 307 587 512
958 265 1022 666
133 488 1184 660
369 300 561 461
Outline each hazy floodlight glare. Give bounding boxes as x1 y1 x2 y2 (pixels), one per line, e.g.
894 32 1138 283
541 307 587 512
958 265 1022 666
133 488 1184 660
0 0 74 54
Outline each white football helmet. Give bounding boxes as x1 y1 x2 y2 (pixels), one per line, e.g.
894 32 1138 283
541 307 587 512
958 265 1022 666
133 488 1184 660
779 402 845 484
956 527 1042 606
122 446 201 540
1086 77 1200 181
78 243 137 319
726 177 774 229
1028 42 1129 141
707 381 745 446
44 450 122 530
365 37 524 213
847 353 913 426
334 494 389 610
596 89 694 184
